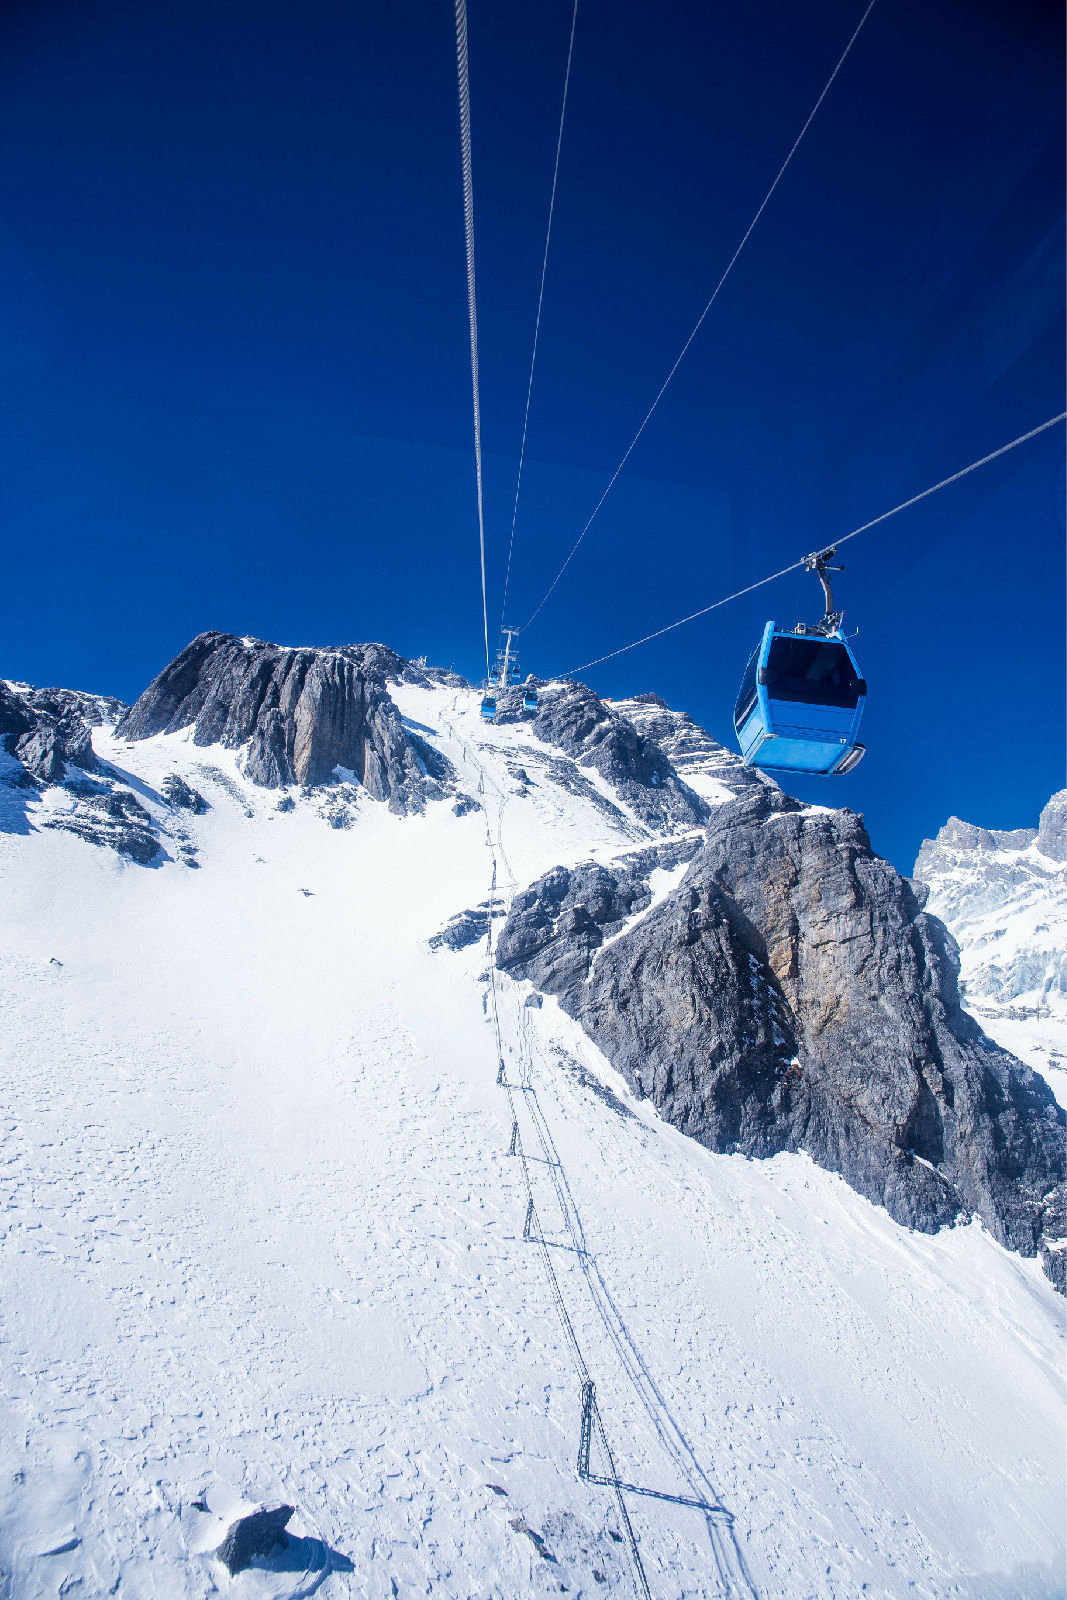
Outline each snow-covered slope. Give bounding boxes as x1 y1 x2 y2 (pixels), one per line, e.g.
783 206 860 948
915 793 1067 1108
0 673 1063 1600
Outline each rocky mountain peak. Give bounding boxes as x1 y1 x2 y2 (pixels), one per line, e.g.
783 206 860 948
116 631 449 811
497 783 1066 1288
114 634 709 830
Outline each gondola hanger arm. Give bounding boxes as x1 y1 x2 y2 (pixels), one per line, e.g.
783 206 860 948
802 547 844 634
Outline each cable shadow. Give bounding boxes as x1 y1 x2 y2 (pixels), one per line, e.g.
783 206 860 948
468 724 759 1599
514 1001 761 1600
584 1473 727 1514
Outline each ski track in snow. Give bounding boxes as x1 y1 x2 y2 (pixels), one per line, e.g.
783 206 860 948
0 683 1063 1599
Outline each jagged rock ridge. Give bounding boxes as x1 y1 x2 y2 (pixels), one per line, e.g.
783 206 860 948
1 681 126 784
497 787 1066 1289
608 691 772 804
0 681 168 862
494 681 707 834
119 635 708 831
4 639 708 865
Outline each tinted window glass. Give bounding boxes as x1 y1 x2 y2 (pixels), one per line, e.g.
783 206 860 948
765 637 862 708
733 647 760 729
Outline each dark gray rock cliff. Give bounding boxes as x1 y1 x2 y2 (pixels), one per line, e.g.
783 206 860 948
497 787 1066 1288
117 632 450 813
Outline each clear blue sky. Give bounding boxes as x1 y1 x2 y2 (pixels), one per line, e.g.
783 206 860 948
1 0 1062 871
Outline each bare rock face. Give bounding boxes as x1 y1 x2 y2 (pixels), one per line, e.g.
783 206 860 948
0 681 34 742
1037 790 1067 863
496 681 707 833
1 683 166 862
429 899 510 953
117 633 447 813
498 788 1066 1287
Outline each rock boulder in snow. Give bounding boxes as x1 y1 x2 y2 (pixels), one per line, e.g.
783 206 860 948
498 787 1066 1287
214 1502 294 1575
161 775 209 813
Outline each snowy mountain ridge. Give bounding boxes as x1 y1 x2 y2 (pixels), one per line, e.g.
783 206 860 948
0 634 1064 1600
914 789 1067 1109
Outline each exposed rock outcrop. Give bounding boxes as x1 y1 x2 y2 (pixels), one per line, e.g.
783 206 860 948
44 786 160 865
1 682 125 784
1037 790 1067 863
0 682 167 862
497 788 1066 1286
161 775 209 814
117 633 448 813
0 681 34 742
430 900 505 952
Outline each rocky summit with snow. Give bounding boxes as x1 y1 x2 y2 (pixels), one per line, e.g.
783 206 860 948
1 630 1064 1600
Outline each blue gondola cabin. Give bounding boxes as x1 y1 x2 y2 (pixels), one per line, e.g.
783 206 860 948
734 621 866 776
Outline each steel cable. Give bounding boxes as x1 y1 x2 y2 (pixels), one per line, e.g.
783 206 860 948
500 0 580 634
454 0 491 679
522 0 879 631
560 411 1067 677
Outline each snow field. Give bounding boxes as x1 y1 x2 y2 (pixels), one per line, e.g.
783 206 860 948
0 685 1062 1599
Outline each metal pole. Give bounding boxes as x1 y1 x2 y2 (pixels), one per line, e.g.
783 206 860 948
577 1381 595 1478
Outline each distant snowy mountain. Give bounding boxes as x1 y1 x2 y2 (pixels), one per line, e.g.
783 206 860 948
1 634 1063 1600
914 791 1067 1108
